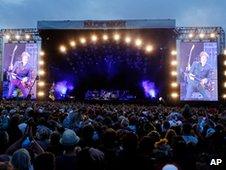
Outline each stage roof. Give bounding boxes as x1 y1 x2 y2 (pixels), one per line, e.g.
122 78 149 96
37 19 176 30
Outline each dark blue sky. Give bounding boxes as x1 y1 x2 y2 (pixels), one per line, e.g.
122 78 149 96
0 0 225 31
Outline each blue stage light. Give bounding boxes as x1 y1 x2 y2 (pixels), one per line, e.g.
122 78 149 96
142 80 158 98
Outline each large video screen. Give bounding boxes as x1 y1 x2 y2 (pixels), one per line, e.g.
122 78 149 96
179 42 218 101
2 43 38 99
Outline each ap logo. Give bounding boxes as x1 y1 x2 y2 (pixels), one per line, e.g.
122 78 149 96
210 159 222 166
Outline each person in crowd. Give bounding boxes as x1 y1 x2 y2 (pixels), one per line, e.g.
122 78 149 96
11 148 33 170
33 152 55 170
55 129 80 170
0 100 224 170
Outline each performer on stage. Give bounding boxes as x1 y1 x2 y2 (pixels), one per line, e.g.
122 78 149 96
7 52 33 99
185 51 213 100
49 83 56 101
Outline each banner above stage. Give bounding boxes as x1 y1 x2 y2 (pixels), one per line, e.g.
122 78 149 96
37 19 176 30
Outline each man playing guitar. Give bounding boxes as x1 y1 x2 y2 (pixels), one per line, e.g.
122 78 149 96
7 51 33 99
185 51 213 100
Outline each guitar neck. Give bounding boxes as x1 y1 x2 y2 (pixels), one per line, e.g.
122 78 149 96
187 45 194 68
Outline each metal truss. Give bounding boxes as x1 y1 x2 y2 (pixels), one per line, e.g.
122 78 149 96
175 27 225 54
0 28 41 42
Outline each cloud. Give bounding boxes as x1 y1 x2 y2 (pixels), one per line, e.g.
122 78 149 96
0 0 225 32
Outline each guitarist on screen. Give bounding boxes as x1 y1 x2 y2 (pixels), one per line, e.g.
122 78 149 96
185 51 213 100
7 51 33 99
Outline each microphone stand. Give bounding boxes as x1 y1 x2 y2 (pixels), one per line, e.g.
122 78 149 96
26 75 39 100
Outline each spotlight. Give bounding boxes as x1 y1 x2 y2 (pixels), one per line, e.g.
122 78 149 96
171 50 177 56
224 49 226 55
69 41 76 47
40 51 45 56
39 60 44 66
38 81 45 87
223 94 226 99
5 34 11 40
125 36 131 44
38 70 45 76
210 33 216 38
113 33 120 41
91 35 98 42
171 71 178 76
15 34 21 40
199 33 205 39
159 97 163 101
188 33 194 38
135 38 142 47
59 45 67 53
224 60 226 66
224 82 226 88
171 92 178 98
171 60 178 66
224 71 226 76
38 91 45 97
80 37 86 44
145 45 153 52
25 34 30 40
171 82 178 88
102 34 108 41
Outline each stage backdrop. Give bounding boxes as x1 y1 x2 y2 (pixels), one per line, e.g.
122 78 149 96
2 43 38 99
40 28 176 100
179 42 218 101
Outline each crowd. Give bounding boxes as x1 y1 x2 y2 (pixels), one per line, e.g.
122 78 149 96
0 100 225 170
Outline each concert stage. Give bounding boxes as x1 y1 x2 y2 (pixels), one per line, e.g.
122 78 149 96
0 20 225 103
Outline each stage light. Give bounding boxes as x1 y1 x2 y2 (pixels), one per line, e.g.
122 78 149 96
210 33 216 38
38 91 45 97
171 71 178 76
135 38 142 47
145 45 153 53
38 70 45 76
224 60 226 66
171 92 178 98
224 71 226 76
224 82 226 88
59 45 67 53
5 34 10 40
171 60 178 66
103 34 108 41
80 37 86 44
199 33 205 39
171 82 178 88
25 34 30 40
224 49 226 55
142 80 157 98
91 35 98 42
113 33 120 41
38 81 45 87
159 97 163 101
223 94 226 99
188 33 194 38
39 60 44 66
69 40 76 47
125 36 131 44
40 51 45 56
171 50 177 56
15 34 21 40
